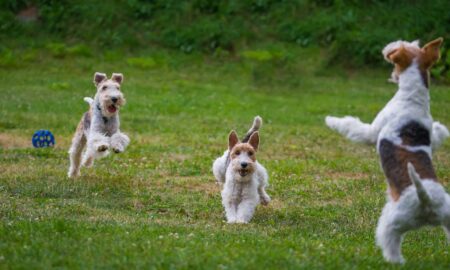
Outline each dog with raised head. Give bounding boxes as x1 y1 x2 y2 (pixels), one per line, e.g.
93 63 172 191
326 38 450 263
325 41 449 150
68 72 130 178
213 116 271 223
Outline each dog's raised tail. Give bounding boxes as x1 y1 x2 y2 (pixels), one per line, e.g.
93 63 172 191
407 163 431 206
84 97 94 106
242 116 262 143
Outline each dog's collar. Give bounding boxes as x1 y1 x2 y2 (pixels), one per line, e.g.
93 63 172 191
96 102 108 124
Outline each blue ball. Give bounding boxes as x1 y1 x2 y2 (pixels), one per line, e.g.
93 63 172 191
32 130 55 148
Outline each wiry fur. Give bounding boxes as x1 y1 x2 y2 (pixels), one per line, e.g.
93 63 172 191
376 164 450 264
325 40 448 149
68 72 130 178
325 38 450 263
212 116 271 223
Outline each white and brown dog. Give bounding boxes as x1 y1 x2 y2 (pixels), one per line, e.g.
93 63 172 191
68 72 130 178
326 38 450 263
213 116 271 223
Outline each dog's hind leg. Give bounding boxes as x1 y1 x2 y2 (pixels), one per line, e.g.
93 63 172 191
325 116 377 144
376 204 405 264
258 186 271 206
443 224 450 242
68 125 86 178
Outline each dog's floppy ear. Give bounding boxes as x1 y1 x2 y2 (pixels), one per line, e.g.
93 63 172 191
228 130 239 150
421 37 443 68
94 72 107 86
248 132 259 151
111 73 124 85
386 46 411 68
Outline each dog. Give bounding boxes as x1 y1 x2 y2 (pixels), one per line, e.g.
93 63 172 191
68 72 130 178
213 116 271 223
326 38 450 263
325 42 449 150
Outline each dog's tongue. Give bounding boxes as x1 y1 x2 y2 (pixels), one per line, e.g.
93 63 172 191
107 105 117 113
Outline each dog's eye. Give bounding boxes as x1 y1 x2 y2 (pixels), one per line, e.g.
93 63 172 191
235 151 240 155
102 86 107 90
248 151 254 156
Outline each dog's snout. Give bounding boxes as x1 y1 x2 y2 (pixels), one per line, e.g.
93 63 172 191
111 97 118 103
240 162 248 168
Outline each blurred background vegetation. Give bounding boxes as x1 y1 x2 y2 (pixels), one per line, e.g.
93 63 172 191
1 0 450 80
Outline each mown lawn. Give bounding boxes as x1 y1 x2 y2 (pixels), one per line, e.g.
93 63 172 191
0 46 449 269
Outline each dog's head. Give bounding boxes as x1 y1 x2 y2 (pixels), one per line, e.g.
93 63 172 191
93 72 126 117
382 38 443 86
228 131 259 181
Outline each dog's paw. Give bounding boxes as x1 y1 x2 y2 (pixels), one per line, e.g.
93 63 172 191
97 144 108 152
235 219 249 224
384 255 405 264
112 145 124 153
260 195 271 206
227 218 237 224
67 170 79 178
325 116 339 128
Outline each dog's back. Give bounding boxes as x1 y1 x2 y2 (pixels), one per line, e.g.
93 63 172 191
378 119 438 201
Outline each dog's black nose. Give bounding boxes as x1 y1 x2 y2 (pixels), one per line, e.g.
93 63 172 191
240 162 248 168
111 97 118 103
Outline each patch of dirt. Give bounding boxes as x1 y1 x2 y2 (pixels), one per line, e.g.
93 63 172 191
0 133 30 148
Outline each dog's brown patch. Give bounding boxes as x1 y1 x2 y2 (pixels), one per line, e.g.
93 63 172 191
399 121 430 146
379 139 437 201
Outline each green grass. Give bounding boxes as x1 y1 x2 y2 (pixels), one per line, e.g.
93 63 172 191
0 46 449 269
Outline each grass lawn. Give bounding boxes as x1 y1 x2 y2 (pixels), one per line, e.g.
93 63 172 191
0 46 449 269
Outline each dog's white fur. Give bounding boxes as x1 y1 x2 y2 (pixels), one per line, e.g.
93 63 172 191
325 40 449 149
376 164 450 264
213 116 271 223
68 72 130 178
325 38 450 263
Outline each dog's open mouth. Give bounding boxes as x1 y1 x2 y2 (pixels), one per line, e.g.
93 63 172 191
107 105 117 113
238 169 249 177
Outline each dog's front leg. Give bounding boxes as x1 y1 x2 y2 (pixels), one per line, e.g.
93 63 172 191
82 132 110 167
110 131 130 153
325 116 377 144
431 122 449 150
222 199 238 223
236 199 258 223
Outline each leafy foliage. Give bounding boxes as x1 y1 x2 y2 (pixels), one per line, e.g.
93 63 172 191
1 0 450 74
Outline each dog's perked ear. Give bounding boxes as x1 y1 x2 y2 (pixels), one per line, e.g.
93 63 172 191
421 37 443 68
228 130 239 150
94 72 107 86
111 73 124 84
248 132 259 151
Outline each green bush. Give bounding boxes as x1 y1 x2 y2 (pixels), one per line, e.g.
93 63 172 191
2 0 450 75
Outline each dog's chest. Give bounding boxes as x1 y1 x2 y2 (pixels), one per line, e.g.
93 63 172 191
100 117 118 136
84 113 119 137
229 179 256 201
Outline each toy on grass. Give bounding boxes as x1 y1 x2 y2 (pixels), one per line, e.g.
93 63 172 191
32 130 55 148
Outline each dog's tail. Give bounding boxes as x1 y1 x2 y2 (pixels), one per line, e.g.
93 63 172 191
407 163 431 206
242 116 262 143
84 97 94 106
